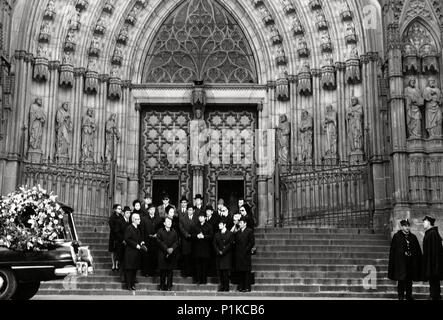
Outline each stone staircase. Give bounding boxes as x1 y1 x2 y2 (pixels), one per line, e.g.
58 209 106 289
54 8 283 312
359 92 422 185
35 223 431 299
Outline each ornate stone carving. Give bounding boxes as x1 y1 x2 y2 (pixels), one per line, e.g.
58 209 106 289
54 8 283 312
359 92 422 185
275 44 287 65
125 6 139 25
251 0 264 7
39 20 51 42
323 105 337 158
68 7 81 31
309 0 322 10
55 102 73 162
111 45 123 65
299 110 313 163
345 23 357 44
320 30 332 52
117 25 129 45
136 0 148 7
404 0 433 21
28 98 46 155
291 16 304 35
44 0 56 20
321 57 336 90
340 1 353 21
423 78 442 138
402 43 419 74
276 69 289 101
105 113 121 161
94 15 107 35
345 46 361 84
405 77 424 138
270 25 282 44
297 38 309 58
144 0 257 84
281 0 295 14
259 5 274 25
347 96 364 153
191 83 206 107
277 114 291 164
88 37 100 57
60 51 74 88
64 30 76 52
315 11 328 31
33 44 49 81
298 63 312 96
103 0 115 14
75 0 88 12
420 44 439 74
81 108 96 163
108 77 122 100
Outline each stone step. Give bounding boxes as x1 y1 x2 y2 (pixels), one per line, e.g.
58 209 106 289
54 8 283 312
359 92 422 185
37 281 430 293
54 274 406 286
87 243 389 253
90 269 389 279
254 239 389 246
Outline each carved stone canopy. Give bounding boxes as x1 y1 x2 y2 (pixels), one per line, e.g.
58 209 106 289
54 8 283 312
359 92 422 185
191 81 206 107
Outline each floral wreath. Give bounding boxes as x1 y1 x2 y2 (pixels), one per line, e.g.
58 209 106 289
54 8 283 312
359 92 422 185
0 185 65 251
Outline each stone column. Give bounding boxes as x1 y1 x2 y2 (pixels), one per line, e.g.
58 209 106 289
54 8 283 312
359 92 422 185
387 24 409 216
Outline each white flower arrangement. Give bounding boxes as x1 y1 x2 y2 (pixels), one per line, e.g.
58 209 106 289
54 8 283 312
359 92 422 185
0 185 65 251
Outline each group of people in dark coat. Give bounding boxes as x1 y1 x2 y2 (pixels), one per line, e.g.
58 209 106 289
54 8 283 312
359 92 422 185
388 216 443 300
108 194 256 292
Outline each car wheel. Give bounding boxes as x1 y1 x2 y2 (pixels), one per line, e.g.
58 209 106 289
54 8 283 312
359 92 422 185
0 269 18 300
11 281 41 300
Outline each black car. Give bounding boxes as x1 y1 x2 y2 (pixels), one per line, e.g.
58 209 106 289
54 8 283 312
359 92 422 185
0 204 93 300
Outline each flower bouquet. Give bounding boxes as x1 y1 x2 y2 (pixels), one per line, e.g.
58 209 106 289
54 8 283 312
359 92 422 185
0 185 65 251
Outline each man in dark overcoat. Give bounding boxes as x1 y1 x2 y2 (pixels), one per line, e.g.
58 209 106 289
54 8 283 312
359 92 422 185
140 203 162 276
156 216 179 291
422 215 443 300
193 212 214 284
213 218 234 292
234 216 255 292
388 219 422 300
194 194 204 216
179 204 199 278
117 206 131 282
205 205 220 277
123 213 146 290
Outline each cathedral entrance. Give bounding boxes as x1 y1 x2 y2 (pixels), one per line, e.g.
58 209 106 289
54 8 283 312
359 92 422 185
217 179 245 213
152 179 180 208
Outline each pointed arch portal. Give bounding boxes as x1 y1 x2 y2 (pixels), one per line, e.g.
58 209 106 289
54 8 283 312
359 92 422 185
142 0 258 84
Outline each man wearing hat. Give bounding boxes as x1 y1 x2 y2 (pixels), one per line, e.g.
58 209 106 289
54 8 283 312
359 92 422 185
194 194 204 216
234 216 255 292
179 203 199 278
213 218 234 291
422 215 443 300
192 211 214 285
140 203 162 276
157 193 175 219
179 196 189 215
388 219 422 300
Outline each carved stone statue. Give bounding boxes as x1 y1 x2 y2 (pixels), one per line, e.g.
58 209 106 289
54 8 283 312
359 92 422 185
81 108 96 162
404 78 424 138
55 102 73 160
28 98 46 151
347 97 364 152
423 78 442 137
299 110 313 162
105 113 121 161
68 7 81 30
190 105 207 166
323 105 337 157
276 114 291 164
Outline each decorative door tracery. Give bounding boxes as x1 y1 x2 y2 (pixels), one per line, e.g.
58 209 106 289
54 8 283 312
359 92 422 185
139 108 192 200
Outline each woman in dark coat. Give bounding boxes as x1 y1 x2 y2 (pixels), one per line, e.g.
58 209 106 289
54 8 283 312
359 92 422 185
422 216 443 300
234 217 255 292
213 218 234 291
123 213 145 291
388 219 422 300
108 204 122 271
156 216 179 291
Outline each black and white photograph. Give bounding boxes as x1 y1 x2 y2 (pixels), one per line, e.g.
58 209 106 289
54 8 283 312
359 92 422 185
1 0 443 311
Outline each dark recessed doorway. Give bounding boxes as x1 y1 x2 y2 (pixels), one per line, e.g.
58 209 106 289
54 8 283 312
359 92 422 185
217 179 244 214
